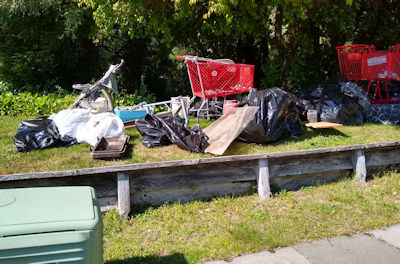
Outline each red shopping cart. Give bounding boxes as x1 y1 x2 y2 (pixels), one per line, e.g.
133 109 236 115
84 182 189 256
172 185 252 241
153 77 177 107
177 55 254 120
336 44 373 81
336 44 400 104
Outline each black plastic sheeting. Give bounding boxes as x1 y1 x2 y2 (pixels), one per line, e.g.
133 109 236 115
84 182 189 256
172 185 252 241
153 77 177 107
341 81 400 125
237 88 303 144
136 114 209 153
296 80 363 125
14 117 76 152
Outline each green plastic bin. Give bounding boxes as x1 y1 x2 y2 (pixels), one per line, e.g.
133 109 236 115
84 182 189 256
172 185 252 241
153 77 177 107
0 186 103 264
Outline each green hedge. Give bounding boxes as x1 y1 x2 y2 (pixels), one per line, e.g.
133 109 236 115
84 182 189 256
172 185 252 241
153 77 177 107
0 90 156 116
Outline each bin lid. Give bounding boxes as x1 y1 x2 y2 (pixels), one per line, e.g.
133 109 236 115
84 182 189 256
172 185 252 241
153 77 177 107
0 186 101 237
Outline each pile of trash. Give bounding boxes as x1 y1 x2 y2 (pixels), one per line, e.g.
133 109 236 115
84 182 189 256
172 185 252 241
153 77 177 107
14 109 125 152
297 80 400 125
12 57 400 157
341 82 400 125
296 80 363 126
14 61 126 153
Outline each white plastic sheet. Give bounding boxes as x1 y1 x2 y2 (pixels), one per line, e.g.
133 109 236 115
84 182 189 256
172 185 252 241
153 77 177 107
76 112 125 146
50 109 125 146
49 109 95 139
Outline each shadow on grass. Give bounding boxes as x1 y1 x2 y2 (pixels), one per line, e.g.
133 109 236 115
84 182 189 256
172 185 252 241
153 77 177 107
123 143 134 159
105 253 188 264
283 127 349 143
269 170 354 194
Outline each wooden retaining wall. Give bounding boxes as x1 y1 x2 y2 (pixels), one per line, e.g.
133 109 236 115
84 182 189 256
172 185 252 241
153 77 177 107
1 141 400 218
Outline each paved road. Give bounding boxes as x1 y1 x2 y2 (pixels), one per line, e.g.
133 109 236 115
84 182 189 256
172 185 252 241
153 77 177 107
206 224 400 264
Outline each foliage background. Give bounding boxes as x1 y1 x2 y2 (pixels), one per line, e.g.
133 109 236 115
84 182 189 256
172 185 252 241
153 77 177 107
0 0 399 101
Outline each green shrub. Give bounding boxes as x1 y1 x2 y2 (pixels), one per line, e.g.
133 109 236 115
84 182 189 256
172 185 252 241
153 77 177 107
0 92 76 116
0 88 157 116
113 93 156 107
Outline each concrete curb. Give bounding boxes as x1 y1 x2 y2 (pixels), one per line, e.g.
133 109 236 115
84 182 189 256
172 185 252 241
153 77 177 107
206 224 400 264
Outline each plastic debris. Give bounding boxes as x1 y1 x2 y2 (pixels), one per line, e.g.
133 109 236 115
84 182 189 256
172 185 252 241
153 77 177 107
50 109 125 146
339 81 400 125
76 112 125 146
237 88 303 144
14 118 76 152
136 114 208 153
296 80 363 125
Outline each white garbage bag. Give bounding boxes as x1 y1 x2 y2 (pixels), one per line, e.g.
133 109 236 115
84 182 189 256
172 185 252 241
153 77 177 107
49 109 95 139
76 112 125 146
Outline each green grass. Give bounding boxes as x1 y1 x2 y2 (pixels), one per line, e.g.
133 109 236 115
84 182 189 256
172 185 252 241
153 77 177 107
1 115 400 174
103 171 400 264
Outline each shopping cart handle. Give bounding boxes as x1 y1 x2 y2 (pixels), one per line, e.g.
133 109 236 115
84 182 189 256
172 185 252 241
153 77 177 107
176 55 186 60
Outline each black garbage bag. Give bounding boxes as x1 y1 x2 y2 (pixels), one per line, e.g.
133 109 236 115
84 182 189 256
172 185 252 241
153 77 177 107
237 88 303 144
296 80 363 125
136 114 208 152
14 117 76 152
340 81 400 125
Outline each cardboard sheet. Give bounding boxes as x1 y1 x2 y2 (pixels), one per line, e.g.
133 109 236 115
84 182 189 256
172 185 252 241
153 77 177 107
305 122 343 129
203 105 259 156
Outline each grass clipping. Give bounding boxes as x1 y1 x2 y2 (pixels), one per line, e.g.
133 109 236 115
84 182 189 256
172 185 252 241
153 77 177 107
103 171 400 264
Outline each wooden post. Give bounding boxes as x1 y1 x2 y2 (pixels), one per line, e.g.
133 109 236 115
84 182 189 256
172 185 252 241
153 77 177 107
117 172 130 218
352 149 367 183
257 159 271 200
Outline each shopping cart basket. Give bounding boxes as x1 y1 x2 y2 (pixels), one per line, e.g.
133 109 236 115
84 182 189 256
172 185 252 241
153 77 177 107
177 55 254 119
336 44 373 81
336 44 400 104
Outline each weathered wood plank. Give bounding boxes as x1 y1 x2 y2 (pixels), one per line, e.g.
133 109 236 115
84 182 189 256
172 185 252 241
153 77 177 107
0 141 399 211
0 175 117 198
129 161 257 192
117 172 130 218
365 149 400 167
352 149 367 182
2 141 399 181
270 170 349 191
98 196 118 212
257 159 271 200
269 152 353 178
131 182 252 206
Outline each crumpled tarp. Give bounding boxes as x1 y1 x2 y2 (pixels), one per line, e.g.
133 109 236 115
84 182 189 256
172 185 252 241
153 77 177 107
237 88 303 144
136 114 208 153
296 80 363 125
14 117 76 152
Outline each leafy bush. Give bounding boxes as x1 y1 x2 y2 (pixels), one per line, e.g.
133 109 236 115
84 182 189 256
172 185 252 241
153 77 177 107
0 88 156 116
113 93 156 107
0 92 76 116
